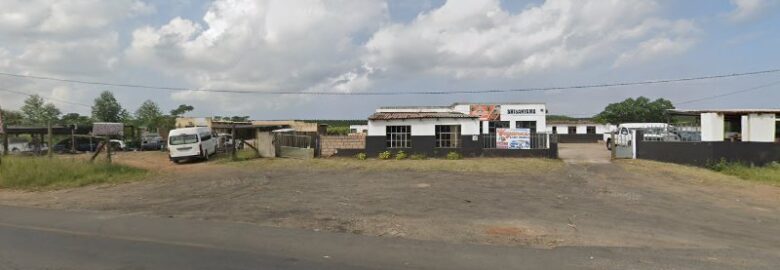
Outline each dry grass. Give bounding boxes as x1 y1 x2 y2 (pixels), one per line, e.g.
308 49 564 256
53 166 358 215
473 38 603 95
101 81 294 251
618 159 770 186
227 155 564 174
0 156 146 190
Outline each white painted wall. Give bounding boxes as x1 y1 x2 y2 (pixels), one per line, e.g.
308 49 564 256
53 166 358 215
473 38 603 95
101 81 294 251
544 124 611 134
368 118 480 136
745 113 776 142
701 113 724 142
499 104 546 133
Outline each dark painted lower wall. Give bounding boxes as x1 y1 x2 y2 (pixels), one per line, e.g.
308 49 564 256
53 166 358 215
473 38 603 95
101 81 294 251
331 149 364 157
636 140 780 167
557 134 602 143
366 135 557 158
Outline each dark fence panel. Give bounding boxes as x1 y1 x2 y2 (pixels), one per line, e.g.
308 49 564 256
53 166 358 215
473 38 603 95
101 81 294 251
636 140 780 167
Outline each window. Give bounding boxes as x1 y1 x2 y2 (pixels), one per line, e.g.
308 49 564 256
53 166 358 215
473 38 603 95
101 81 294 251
551 126 557 134
386 126 411 148
567 126 577 134
200 132 212 141
586 126 596 134
169 134 198 145
488 121 509 133
435 125 461 148
516 121 536 130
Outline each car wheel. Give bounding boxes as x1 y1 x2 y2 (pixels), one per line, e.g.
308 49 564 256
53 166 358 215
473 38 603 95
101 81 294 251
605 139 612 150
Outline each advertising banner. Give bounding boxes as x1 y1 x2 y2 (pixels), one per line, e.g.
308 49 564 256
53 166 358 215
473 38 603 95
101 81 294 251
496 128 531 149
469 105 500 121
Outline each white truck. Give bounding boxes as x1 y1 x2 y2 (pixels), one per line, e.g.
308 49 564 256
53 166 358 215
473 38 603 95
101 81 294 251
604 123 669 150
167 127 217 163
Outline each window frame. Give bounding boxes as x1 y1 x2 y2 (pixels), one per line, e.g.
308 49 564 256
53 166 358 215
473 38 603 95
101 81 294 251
386 125 411 148
435 125 461 148
586 126 596 134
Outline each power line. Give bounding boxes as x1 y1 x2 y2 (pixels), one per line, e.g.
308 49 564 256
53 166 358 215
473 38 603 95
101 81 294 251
675 80 780 105
0 68 779 96
0 88 92 108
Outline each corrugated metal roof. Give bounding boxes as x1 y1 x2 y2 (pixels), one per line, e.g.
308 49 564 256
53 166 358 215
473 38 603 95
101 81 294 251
368 112 477 120
671 109 780 114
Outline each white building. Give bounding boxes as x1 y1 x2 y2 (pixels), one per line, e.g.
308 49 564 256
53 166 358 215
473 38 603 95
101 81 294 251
349 125 368 134
366 103 548 156
672 109 780 142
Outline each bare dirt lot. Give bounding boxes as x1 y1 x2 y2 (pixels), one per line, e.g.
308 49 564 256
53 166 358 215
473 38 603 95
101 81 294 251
1 147 779 254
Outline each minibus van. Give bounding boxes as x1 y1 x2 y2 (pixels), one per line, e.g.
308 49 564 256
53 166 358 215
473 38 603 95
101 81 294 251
168 127 217 163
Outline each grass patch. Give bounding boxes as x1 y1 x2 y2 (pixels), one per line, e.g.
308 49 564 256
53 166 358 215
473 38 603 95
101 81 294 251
0 156 146 189
710 161 780 185
227 156 563 174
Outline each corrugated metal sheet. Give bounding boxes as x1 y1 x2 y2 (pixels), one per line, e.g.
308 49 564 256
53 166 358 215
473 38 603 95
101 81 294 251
368 112 476 120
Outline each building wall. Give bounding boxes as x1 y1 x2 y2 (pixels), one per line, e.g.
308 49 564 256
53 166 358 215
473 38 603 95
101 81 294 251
368 118 480 136
545 124 611 134
701 113 724 141
499 104 546 133
745 113 776 142
321 134 366 157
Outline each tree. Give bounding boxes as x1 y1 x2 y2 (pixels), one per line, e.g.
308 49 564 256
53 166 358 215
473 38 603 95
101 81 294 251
0 109 24 126
92 91 129 122
59 113 92 127
170 104 194 117
21 94 61 125
595 97 675 124
135 100 163 131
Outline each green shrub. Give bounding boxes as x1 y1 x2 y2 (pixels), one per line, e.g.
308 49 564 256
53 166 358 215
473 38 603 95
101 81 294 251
446 151 463 160
395 151 408 160
378 151 392 160
355 153 367 160
410 153 427 160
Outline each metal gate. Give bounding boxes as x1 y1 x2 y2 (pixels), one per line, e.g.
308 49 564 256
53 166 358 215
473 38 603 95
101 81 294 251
612 129 636 159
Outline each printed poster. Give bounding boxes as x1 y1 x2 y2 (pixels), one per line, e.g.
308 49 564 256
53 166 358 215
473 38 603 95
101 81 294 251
496 128 531 149
469 105 500 121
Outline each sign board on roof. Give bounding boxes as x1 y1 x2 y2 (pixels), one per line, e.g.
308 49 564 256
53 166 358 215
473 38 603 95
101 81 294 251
92 122 123 136
469 105 500 121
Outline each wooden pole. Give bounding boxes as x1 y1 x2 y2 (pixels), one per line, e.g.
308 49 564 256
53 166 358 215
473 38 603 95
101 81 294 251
71 126 76 153
610 133 616 159
47 121 53 158
231 125 237 161
90 139 104 162
106 138 112 164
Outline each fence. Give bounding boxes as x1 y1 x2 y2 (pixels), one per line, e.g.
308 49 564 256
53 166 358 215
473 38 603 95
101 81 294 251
274 133 313 148
481 133 554 149
640 125 702 142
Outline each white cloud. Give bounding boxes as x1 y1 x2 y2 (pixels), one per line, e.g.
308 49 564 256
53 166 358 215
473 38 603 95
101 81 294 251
126 0 389 113
364 0 699 78
728 0 780 23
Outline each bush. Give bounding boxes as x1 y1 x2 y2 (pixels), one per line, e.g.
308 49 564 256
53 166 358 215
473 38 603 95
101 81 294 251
446 151 463 160
355 153 367 160
378 151 392 160
395 151 408 160
410 153 427 160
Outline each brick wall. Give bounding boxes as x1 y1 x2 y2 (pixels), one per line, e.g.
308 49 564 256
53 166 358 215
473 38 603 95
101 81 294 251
320 134 366 157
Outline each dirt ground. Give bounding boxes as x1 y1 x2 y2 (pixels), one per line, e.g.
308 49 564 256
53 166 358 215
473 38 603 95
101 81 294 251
1 145 779 254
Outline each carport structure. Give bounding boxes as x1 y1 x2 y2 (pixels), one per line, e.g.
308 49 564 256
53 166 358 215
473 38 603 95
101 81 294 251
1 125 92 155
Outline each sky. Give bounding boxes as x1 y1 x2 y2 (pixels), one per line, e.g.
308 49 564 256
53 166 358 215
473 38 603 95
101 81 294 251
0 0 779 120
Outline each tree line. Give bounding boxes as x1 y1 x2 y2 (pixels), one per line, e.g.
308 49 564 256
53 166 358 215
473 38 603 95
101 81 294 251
1 91 194 132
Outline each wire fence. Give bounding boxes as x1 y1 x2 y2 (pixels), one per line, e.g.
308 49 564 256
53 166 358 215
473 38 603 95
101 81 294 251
481 133 553 149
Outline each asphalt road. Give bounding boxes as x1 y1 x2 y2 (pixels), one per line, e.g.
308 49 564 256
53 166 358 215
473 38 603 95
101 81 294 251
0 205 777 270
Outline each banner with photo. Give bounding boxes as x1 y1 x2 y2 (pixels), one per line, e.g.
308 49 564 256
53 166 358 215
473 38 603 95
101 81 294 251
496 128 531 149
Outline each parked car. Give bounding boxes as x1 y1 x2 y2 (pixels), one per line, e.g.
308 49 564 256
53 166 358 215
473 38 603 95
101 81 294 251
140 135 165 151
168 127 217 163
53 137 99 153
7 140 48 153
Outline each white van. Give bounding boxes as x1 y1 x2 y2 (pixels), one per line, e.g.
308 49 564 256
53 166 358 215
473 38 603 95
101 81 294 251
604 123 668 150
167 127 217 163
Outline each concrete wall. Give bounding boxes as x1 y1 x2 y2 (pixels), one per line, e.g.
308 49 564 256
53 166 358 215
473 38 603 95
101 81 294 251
745 113 776 142
701 113 725 142
255 132 276 158
321 134 366 157
368 118 480 136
